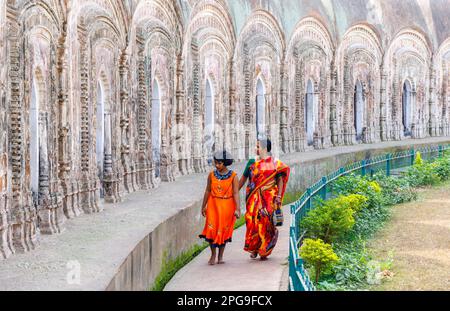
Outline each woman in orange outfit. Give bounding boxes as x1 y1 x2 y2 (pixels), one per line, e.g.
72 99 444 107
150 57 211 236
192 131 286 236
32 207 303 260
199 150 241 265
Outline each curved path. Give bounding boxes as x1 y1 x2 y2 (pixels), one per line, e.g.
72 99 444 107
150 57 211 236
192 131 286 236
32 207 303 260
164 206 290 291
368 181 450 290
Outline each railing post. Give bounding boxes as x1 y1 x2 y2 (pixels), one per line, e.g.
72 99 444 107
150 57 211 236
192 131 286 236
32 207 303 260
306 188 312 210
386 153 391 176
439 145 443 158
321 177 327 200
410 148 415 166
361 159 366 176
290 204 297 239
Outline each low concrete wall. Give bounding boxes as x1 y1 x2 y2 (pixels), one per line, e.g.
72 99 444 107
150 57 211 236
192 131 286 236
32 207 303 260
106 199 204 290
105 139 450 291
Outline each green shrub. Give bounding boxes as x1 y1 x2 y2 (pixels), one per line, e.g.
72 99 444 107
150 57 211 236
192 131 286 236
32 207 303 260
299 238 339 283
332 174 384 209
370 172 417 205
301 195 357 243
414 151 424 165
342 194 369 212
405 162 441 187
431 156 450 181
331 240 372 289
348 203 391 240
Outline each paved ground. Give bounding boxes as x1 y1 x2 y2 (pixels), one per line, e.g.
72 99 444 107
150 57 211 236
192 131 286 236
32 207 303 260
164 206 290 291
368 181 450 290
0 136 449 290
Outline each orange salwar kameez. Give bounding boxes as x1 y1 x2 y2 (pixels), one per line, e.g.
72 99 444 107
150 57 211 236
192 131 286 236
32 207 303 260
244 157 290 257
199 170 237 247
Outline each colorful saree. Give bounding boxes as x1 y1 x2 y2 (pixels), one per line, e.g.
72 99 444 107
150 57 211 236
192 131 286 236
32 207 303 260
243 156 290 257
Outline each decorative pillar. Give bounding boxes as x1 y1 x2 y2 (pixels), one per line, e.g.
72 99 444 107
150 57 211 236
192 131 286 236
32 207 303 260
243 44 251 159
102 111 120 202
330 64 339 146
175 53 188 175
379 64 388 141
78 24 99 214
36 112 60 234
191 42 203 172
391 61 400 140
442 72 449 135
136 35 152 190
119 50 134 193
280 62 289 153
428 60 438 136
342 56 352 145
8 8 38 252
227 59 237 159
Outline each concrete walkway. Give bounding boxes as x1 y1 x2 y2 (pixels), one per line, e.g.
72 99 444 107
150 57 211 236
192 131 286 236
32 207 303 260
164 206 290 291
0 137 449 291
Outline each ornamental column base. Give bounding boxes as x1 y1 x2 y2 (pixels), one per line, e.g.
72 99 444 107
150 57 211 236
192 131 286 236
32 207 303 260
38 191 65 235
79 175 101 214
103 172 122 204
0 193 13 259
61 178 83 220
10 193 39 253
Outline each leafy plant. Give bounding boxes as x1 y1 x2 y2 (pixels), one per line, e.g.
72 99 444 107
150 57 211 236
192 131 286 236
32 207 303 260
151 243 208 291
431 156 450 181
331 240 372 289
414 151 424 165
370 172 417 205
405 161 441 187
332 174 384 209
342 194 369 212
301 195 358 243
299 238 339 283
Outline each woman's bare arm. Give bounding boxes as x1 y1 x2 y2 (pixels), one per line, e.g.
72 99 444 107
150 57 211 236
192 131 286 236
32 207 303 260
233 175 241 218
274 175 284 206
201 174 211 217
238 175 248 191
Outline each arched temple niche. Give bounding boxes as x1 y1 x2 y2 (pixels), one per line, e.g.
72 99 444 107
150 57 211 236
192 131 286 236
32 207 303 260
385 28 432 140
435 38 450 136
69 0 127 213
94 71 114 203
130 0 182 185
11 0 66 254
183 0 235 172
235 9 285 160
286 16 334 152
337 24 383 145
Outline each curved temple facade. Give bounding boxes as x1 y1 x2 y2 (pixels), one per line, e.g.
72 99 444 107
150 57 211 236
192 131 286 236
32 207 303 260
0 0 449 259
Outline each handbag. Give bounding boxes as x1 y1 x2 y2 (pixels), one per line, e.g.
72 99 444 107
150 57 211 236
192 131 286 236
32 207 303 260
273 205 284 227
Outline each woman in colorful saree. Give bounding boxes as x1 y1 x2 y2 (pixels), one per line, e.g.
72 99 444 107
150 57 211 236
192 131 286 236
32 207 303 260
239 139 290 260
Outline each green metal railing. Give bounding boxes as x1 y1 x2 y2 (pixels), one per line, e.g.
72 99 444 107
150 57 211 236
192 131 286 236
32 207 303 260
288 144 450 291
